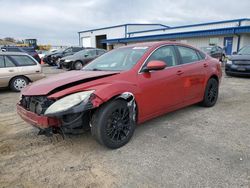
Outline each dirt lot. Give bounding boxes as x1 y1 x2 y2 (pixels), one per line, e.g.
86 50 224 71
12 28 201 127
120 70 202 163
0 66 250 188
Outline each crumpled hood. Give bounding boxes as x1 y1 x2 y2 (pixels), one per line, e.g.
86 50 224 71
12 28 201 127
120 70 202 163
22 70 119 96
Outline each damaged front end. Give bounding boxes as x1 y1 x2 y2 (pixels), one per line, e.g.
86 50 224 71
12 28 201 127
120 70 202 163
18 90 103 137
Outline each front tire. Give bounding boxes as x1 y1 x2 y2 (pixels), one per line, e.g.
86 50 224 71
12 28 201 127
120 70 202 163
73 61 83 70
91 99 135 149
201 78 219 107
10 76 29 92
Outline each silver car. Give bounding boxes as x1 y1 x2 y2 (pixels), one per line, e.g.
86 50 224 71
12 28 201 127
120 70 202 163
0 52 45 91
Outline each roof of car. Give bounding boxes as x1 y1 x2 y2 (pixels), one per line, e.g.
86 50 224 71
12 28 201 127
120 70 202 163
0 51 28 55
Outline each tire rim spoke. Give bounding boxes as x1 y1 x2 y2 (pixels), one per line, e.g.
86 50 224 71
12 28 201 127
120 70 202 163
106 106 131 142
207 82 217 103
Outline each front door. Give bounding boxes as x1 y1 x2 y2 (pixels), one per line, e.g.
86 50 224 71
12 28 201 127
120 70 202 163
224 37 233 55
137 45 184 120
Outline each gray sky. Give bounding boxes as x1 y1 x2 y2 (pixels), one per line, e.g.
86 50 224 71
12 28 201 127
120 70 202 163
0 0 249 45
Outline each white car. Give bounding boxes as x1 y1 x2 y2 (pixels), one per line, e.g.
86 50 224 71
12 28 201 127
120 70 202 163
0 52 45 91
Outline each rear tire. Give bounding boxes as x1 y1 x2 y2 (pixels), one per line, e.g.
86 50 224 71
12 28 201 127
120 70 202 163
10 76 29 92
201 78 219 107
91 99 135 149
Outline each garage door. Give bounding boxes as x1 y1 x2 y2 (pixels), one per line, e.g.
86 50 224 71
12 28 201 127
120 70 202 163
81 37 91 47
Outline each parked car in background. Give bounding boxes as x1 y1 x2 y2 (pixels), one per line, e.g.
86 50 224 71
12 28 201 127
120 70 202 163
43 47 84 66
17 42 222 148
225 45 250 76
200 46 226 62
0 52 45 91
59 48 107 70
1 46 41 63
42 49 61 66
37 50 48 59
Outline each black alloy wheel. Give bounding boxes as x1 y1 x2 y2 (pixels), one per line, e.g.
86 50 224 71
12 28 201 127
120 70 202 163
106 106 130 142
201 78 219 107
91 99 136 149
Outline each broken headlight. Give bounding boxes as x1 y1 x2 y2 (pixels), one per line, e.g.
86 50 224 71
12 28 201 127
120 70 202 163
44 90 94 116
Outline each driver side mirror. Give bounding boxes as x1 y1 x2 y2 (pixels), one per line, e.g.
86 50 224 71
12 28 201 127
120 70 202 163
143 60 167 72
232 51 237 55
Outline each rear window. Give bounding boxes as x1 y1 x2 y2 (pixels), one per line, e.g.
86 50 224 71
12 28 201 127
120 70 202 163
9 55 36 66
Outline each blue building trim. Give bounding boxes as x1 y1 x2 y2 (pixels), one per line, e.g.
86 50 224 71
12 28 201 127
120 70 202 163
78 23 168 33
127 18 250 35
101 26 250 44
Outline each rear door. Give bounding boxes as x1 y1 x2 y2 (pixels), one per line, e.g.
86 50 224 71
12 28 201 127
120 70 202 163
85 50 97 62
137 45 184 119
0 55 18 87
175 45 207 102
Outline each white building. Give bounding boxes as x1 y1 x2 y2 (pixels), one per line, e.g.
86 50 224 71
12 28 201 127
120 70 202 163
78 18 250 55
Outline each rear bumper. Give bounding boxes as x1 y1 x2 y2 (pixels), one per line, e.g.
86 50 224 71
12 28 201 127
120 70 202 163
17 104 61 128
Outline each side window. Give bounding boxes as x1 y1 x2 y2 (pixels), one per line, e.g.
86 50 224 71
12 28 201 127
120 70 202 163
5 56 16 67
73 48 80 52
177 46 200 64
88 50 96 57
97 50 106 55
65 48 73 53
198 51 206 60
0 56 4 68
146 46 177 67
9 55 36 66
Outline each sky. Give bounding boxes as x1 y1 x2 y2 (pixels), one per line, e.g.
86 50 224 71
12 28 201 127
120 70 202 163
0 0 249 46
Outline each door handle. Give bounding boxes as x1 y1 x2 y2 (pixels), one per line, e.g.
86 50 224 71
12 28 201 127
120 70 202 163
8 69 14 72
203 63 208 68
176 70 184 75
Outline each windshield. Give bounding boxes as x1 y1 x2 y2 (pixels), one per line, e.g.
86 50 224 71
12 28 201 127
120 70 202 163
83 47 148 71
74 49 90 57
238 46 250 55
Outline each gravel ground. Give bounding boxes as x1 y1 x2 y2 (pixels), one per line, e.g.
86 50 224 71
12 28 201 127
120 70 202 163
0 66 250 188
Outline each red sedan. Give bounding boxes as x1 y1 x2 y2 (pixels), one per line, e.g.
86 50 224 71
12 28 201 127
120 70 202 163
17 42 222 148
